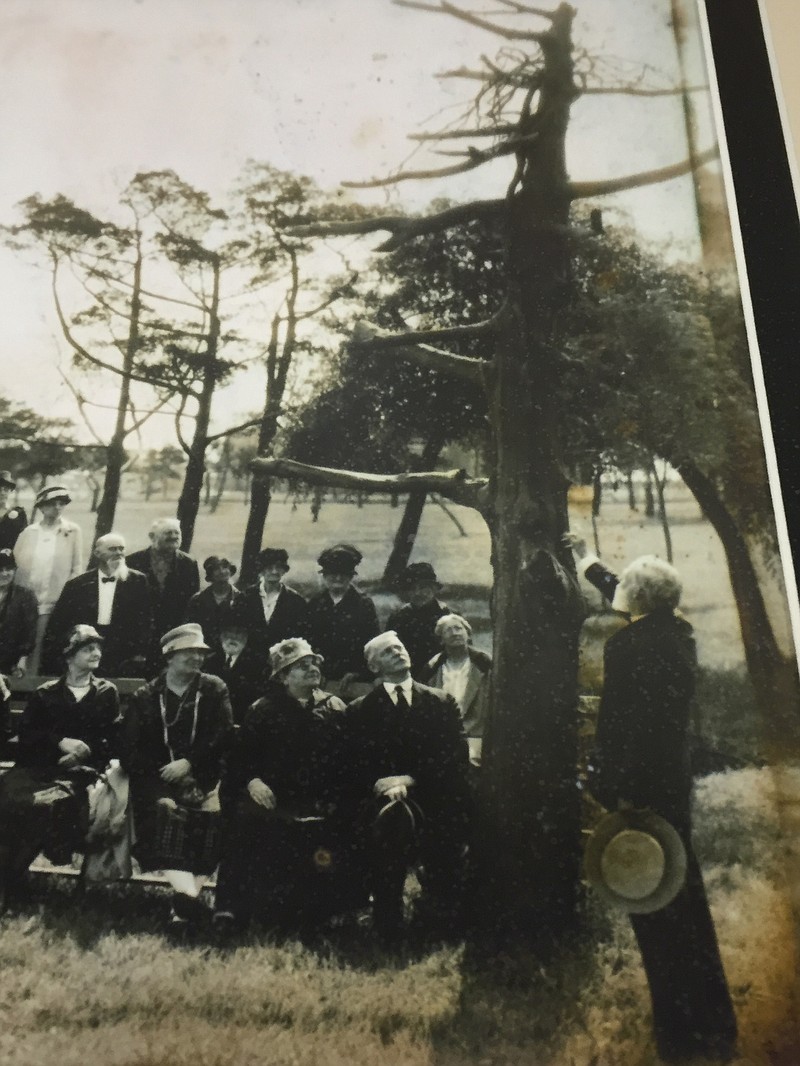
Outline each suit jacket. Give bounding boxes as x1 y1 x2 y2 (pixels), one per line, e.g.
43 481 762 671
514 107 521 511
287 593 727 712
590 608 696 831
0 580 38 672
418 647 492 738
335 681 470 815
126 547 200 638
204 642 268 725
42 568 152 676
0 506 27 553
184 584 246 651
306 585 380 681
387 598 450 674
241 583 309 653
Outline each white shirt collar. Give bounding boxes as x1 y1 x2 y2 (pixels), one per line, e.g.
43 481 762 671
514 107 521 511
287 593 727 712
383 677 413 704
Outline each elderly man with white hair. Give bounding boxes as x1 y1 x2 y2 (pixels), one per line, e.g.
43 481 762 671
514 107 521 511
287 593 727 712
42 532 152 676
565 533 737 1062
127 518 200 664
334 630 471 943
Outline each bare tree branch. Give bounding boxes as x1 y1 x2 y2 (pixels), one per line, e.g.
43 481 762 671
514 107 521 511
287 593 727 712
351 321 491 384
409 124 519 140
494 0 555 16
579 84 709 98
206 416 263 444
57 369 104 446
570 145 719 199
343 131 539 188
353 315 500 347
438 66 532 88
251 457 489 513
394 0 545 41
287 198 505 251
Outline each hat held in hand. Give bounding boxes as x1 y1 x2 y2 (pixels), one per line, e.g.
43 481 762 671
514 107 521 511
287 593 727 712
584 809 687 914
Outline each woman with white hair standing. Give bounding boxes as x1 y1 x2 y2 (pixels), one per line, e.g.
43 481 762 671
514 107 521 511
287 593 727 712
566 535 737 1063
14 485 83 673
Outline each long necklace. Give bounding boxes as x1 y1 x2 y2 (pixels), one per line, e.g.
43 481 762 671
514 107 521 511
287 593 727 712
159 687 200 761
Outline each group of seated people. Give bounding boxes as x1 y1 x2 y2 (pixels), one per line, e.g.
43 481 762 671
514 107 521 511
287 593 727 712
0 499 492 943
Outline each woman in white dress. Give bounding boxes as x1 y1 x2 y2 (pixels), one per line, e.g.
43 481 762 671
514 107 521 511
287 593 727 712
14 485 83 672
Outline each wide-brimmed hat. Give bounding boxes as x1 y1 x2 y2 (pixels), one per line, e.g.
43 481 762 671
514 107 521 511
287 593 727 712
0 470 16 490
35 485 71 509
160 623 210 657
400 562 441 588
203 555 237 580
317 543 362 574
257 547 290 570
63 624 104 658
584 809 687 914
269 637 322 678
0 549 16 572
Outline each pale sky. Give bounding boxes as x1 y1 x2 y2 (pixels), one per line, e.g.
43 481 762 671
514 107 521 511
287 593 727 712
0 0 719 445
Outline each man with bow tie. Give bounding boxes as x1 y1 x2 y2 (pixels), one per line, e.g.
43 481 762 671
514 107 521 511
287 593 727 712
42 533 152 677
335 631 471 942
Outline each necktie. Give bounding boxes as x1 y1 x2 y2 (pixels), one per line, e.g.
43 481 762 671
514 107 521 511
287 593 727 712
226 654 234 669
394 685 410 710
101 576 116 584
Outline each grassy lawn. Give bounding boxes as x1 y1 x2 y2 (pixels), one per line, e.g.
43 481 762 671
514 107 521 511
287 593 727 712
5 479 797 1063
0 765 797 1066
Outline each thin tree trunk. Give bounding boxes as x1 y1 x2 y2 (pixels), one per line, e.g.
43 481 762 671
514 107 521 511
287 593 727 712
591 468 602 556
650 459 673 563
626 469 637 510
644 465 656 517
381 431 446 586
678 460 798 725
210 438 231 514
93 241 142 544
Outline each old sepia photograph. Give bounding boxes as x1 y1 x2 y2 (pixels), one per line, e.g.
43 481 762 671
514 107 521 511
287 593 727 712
0 0 797 1062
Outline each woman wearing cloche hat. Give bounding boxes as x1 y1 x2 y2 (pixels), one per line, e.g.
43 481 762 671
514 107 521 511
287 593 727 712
14 484 83 672
119 623 234 930
215 637 350 930
0 624 119 909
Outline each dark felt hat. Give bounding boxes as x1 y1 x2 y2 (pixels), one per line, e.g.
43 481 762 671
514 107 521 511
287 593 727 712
400 561 441 588
317 543 362 574
0 470 16 490
257 547 290 570
584 809 687 914
0 549 15 571
203 555 237 579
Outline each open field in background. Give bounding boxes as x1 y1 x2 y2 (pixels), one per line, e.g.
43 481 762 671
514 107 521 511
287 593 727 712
0 764 797 1066
23 476 778 672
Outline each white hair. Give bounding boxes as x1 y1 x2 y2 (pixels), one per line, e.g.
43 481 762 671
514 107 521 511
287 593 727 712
620 555 682 614
150 517 181 536
434 613 473 641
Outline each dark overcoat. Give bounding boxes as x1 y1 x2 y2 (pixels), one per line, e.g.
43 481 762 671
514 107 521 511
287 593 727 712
0 507 27 553
240 583 309 654
589 607 737 1060
0 580 38 673
184 584 246 651
126 547 200 639
204 643 268 726
306 585 380 681
417 646 492 739
42 568 153 676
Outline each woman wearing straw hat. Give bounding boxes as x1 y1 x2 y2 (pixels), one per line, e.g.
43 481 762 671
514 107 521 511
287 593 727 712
566 535 737 1063
14 485 83 673
215 638 348 931
119 623 234 929
0 624 119 909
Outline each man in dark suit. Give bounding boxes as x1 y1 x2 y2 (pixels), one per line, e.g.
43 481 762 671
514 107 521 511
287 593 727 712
240 547 308 655
335 631 471 942
127 518 200 660
42 533 152 676
386 562 450 674
203 617 267 726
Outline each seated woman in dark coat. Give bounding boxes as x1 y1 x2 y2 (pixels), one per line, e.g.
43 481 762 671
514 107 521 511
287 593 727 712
567 537 738 1063
119 623 234 928
0 624 119 908
215 638 348 930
